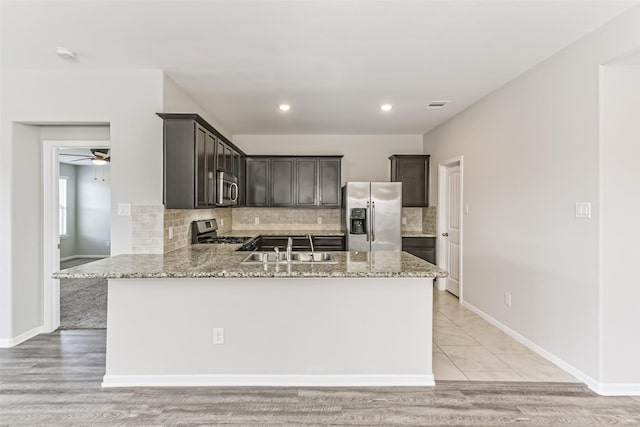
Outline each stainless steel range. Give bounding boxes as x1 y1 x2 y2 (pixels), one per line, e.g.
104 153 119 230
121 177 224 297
191 219 252 244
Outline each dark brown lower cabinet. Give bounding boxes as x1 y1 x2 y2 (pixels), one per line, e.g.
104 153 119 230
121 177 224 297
402 237 436 265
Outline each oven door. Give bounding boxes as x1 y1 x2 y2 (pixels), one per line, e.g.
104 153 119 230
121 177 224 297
216 171 239 206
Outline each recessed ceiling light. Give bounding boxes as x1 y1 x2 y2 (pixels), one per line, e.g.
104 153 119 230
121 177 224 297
380 104 393 112
279 104 291 111
55 47 77 61
426 100 450 109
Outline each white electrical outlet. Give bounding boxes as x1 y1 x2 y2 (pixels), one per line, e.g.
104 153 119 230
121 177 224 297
402 217 407 225
317 217 322 224
504 293 512 307
168 227 173 239
213 327 224 345
220 219 224 227
254 217 260 225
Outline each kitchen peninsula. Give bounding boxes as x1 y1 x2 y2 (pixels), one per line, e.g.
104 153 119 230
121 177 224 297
54 244 446 388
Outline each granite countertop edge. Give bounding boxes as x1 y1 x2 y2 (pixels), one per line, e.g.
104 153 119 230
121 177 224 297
53 270 447 279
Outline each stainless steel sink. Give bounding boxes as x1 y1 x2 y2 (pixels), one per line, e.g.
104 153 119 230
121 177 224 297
242 252 335 264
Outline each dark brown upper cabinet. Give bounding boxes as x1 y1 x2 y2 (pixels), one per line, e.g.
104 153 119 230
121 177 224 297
245 156 342 208
245 158 270 207
318 158 341 208
389 155 430 207
158 113 246 209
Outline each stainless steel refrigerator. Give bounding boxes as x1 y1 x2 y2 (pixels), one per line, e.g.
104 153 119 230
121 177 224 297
343 182 402 251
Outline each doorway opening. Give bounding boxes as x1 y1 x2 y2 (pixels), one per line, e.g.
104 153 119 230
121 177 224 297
43 139 111 332
437 156 463 299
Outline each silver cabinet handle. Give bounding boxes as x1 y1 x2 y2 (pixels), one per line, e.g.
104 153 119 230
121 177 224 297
371 201 376 242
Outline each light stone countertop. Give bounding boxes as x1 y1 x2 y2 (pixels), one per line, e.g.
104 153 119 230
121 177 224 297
401 232 438 238
53 244 448 280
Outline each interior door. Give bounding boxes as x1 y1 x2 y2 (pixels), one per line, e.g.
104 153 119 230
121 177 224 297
444 166 461 296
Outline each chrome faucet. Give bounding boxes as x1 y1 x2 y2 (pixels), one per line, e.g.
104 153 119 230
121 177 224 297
307 234 314 258
286 237 293 262
274 247 280 262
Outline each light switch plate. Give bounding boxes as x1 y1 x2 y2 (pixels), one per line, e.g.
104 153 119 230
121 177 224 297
317 217 322 224
117 203 131 216
402 217 407 225
254 217 260 225
575 202 592 219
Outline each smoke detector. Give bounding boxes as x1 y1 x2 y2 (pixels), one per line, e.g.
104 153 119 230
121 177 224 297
55 47 77 61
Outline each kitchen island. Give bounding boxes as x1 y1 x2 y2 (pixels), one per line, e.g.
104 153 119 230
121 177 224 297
54 245 447 388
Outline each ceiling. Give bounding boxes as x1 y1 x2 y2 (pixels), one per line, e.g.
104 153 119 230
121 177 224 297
59 148 110 166
1 1 636 134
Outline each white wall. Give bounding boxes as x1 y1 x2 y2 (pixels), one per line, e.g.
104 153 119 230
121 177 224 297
233 134 423 183
423 5 640 389
1 70 164 342
76 165 111 256
59 163 77 259
600 65 640 387
163 73 233 140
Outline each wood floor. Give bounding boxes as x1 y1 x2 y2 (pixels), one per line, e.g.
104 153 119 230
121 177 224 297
1 330 639 426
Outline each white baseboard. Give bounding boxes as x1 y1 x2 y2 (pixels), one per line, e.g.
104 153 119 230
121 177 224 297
102 374 435 388
593 383 640 396
0 325 43 348
61 255 108 262
460 300 601 392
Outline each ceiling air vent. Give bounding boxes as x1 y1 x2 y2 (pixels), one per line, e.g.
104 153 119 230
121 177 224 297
426 101 450 109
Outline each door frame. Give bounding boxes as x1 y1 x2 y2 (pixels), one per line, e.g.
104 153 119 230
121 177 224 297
437 156 464 300
42 140 111 333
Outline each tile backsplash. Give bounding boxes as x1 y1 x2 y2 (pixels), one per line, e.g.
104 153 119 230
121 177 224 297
232 208 341 231
401 208 423 232
164 208 232 253
132 205 164 254
423 206 437 235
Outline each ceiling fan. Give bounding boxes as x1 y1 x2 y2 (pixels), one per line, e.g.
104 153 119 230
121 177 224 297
60 148 111 165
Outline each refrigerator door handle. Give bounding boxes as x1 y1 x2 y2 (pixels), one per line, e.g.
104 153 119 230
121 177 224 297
371 201 375 242
366 201 370 242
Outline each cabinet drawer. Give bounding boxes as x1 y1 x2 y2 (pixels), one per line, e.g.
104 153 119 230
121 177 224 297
402 237 436 249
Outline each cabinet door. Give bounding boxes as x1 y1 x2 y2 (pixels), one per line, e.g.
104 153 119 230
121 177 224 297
270 158 296 206
393 156 429 207
195 125 208 207
216 140 225 173
318 158 341 207
245 158 270 206
205 132 217 205
296 158 318 206
224 146 233 175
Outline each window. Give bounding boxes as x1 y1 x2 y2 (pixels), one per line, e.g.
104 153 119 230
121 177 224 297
59 177 68 237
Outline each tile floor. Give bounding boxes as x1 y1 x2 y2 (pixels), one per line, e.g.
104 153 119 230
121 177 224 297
432 289 578 382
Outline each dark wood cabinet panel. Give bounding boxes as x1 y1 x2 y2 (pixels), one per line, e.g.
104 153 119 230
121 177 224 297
402 237 436 264
205 132 217 206
246 158 270 206
390 155 430 207
319 158 341 207
245 156 341 208
296 158 318 206
270 158 296 206
159 113 247 209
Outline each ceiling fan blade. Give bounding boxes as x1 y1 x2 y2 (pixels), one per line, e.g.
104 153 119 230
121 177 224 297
60 153 91 157
71 157 91 162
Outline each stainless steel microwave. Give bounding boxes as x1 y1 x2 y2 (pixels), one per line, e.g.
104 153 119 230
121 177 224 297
216 171 239 206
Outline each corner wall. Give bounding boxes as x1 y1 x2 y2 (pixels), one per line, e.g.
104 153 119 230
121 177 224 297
1 69 165 343
423 6 640 388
